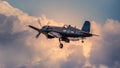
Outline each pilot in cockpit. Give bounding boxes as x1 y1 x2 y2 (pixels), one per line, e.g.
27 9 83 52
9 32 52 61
63 25 71 29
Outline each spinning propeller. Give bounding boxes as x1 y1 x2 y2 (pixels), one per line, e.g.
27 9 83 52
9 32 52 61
35 18 42 38
29 18 50 38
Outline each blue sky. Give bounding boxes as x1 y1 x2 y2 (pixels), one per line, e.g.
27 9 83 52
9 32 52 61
7 0 120 25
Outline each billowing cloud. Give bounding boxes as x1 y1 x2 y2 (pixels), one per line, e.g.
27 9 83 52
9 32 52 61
89 19 120 68
0 1 120 68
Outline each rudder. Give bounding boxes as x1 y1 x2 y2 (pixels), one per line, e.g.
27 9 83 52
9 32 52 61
81 21 90 32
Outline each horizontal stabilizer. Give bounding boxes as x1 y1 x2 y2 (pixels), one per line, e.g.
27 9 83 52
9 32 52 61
92 34 99 36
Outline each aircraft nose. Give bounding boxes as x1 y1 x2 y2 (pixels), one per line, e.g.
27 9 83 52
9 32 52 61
41 28 45 31
41 27 47 31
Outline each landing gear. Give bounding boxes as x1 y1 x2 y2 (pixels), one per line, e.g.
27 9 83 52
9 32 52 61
82 40 84 43
81 38 84 43
61 37 70 43
59 38 63 49
59 43 63 48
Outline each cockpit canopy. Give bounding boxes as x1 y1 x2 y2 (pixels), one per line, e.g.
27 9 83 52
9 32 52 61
63 24 76 29
63 25 71 28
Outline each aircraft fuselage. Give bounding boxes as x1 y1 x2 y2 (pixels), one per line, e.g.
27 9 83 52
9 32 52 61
41 26 92 38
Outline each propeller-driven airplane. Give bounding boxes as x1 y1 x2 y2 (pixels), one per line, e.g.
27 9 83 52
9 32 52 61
28 19 98 48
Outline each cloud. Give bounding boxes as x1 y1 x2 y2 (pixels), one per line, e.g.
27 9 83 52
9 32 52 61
89 19 120 68
0 1 120 68
0 13 35 68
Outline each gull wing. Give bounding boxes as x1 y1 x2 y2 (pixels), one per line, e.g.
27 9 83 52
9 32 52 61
48 32 62 38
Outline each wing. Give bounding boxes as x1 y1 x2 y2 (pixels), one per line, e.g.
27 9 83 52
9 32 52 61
48 32 62 38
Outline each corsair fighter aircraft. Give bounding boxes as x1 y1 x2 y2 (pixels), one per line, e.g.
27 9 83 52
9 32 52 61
29 19 98 48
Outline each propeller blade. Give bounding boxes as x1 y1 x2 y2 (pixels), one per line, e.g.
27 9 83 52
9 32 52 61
28 25 40 32
47 21 50 26
38 18 42 27
36 32 41 38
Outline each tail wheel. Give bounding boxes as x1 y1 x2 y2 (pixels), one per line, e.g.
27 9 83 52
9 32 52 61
81 37 84 43
59 43 63 49
82 40 84 43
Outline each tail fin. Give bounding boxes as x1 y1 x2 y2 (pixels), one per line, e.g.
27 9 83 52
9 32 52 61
81 21 90 32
